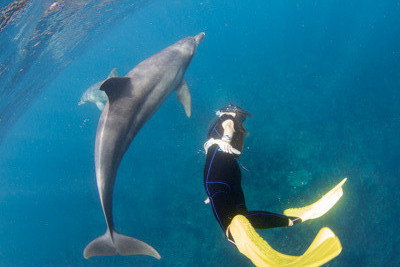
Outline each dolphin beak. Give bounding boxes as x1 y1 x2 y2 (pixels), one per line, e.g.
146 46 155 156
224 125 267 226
194 32 205 45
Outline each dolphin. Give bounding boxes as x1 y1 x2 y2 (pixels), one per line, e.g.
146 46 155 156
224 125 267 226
83 32 205 259
78 68 118 110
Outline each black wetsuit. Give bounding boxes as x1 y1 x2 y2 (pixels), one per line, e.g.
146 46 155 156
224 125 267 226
203 114 300 236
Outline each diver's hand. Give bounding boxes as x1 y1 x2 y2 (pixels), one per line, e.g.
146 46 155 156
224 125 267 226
216 140 241 155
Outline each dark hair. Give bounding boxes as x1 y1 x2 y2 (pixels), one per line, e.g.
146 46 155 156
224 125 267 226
218 104 253 123
232 115 249 136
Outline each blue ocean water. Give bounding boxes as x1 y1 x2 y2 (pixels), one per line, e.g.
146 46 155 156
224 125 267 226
1 0 399 266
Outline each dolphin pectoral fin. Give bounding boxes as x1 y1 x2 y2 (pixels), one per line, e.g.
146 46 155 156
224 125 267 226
96 102 105 111
108 68 118 78
100 77 131 103
84 230 161 260
176 80 191 117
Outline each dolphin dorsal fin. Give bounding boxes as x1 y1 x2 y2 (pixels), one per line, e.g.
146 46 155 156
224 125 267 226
176 80 191 117
100 77 131 103
108 68 118 78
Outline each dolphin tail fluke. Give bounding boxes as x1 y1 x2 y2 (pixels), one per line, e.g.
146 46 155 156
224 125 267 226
84 231 116 259
84 230 161 260
112 231 161 259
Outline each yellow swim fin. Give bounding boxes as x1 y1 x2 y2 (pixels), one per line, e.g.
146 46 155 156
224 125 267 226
229 215 342 267
284 178 347 222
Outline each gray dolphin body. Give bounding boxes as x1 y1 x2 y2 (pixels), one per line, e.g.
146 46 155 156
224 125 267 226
84 32 205 259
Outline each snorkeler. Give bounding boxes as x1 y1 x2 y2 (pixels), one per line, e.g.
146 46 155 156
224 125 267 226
203 104 346 267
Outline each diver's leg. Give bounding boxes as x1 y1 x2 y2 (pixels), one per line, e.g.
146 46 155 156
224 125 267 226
233 189 301 228
244 210 301 229
208 190 237 232
231 183 301 229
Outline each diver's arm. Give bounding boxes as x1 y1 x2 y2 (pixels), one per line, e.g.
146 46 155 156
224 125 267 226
218 119 239 154
222 119 235 141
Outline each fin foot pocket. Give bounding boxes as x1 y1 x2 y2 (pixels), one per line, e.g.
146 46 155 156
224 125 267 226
229 215 342 267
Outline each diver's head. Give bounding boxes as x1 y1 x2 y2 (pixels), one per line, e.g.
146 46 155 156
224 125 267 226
216 104 253 123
